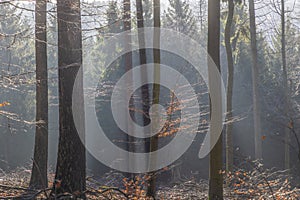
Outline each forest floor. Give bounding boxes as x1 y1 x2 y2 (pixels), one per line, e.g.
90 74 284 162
0 167 299 199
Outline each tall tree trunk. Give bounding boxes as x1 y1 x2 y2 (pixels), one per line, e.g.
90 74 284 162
54 0 86 197
123 0 134 175
198 0 206 31
136 0 146 65
281 0 290 169
136 0 150 151
208 0 223 199
147 0 160 197
30 0 48 189
249 0 262 160
123 0 132 71
123 0 132 72
225 0 234 172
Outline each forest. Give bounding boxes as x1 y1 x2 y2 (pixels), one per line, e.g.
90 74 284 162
0 0 300 199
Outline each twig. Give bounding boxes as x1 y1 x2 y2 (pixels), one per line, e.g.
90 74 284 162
84 189 110 200
0 184 36 192
25 188 52 200
99 187 129 199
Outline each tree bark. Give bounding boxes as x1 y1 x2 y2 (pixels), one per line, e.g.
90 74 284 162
54 0 86 196
136 0 151 153
249 0 262 160
147 0 160 197
30 0 48 189
136 0 147 66
208 0 223 199
225 0 234 172
123 0 132 72
122 0 135 175
281 0 290 169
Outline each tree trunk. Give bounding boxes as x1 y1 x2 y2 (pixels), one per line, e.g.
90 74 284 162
136 0 150 152
54 0 86 197
208 0 223 199
281 0 290 169
123 0 132 72
249 0 262 160
123 0 135 175
30 0 48 189
136 0 146 66
225 0 234 172
147 0 160 197
198 0 206 31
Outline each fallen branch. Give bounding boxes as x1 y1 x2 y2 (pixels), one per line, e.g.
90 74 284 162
0 184 36 192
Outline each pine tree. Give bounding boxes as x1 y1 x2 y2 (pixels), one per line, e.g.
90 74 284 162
164 0 198 36
0 3 35 170
143 0 153 27
106 1 122 34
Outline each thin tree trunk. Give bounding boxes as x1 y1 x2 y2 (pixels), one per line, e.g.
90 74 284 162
225 0 234 172
199 0 203 31
249 0 262 160
136 0 150 152
136 0 147 66
123 0 135 175
208 0 223 199
54 0 86 197
30 0 48 189
123 0 132 72
281 0 290 169
147 0 160 197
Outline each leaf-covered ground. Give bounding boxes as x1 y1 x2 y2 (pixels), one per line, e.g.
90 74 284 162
0 167 299 199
